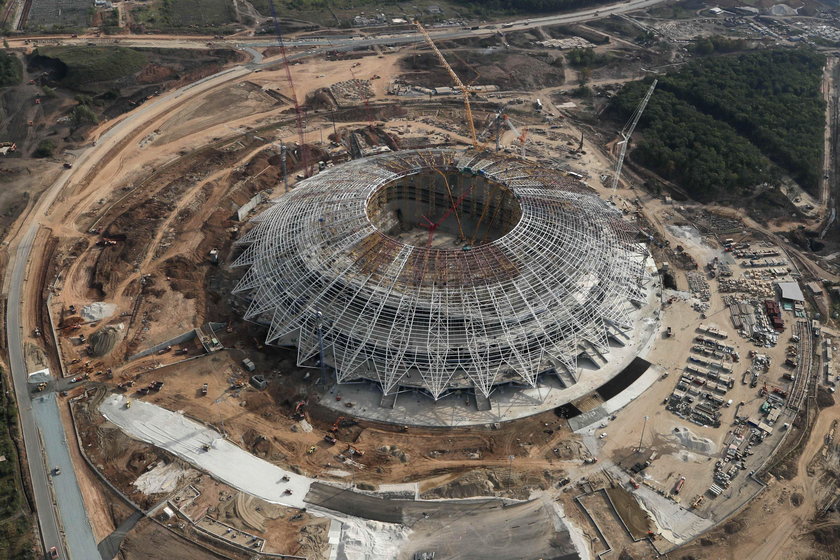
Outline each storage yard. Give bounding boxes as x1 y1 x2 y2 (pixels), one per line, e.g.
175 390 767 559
2 3 840 560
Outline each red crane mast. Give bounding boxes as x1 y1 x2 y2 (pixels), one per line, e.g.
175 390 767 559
268 0 311 177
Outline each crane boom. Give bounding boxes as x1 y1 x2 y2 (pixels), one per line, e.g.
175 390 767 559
611 79 657 191
414 20 478 148
269 0 310 176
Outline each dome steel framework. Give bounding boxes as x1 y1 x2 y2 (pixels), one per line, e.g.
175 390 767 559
232 149 649 399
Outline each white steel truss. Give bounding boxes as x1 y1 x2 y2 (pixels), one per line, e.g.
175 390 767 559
233 149 651 399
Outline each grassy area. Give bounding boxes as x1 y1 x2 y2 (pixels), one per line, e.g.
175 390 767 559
130 0 238 32
0 367 34 560
0 51 21 88
646 0 706 19
36 46 147 88
247 0 472 27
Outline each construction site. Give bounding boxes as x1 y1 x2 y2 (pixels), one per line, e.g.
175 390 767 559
1 2 840 560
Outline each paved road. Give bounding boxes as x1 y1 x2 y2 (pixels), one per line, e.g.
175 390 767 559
6 221 99 559
7 0 667 52
2 60 251 560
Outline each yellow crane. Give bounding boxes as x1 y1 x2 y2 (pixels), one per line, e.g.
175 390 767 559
414 20 479 148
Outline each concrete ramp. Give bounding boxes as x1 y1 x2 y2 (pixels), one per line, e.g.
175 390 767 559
473 389 492 411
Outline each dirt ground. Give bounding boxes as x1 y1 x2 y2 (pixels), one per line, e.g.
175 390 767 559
119 517 236 560
6 23 840 560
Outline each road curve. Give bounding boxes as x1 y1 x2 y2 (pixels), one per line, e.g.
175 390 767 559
2 61 251 560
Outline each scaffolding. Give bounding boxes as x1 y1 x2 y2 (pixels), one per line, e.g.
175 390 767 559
233 149 649 399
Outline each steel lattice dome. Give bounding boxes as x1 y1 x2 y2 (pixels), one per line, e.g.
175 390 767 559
232 149 649 399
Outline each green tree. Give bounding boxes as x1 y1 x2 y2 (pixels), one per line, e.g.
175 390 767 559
33 139 56 158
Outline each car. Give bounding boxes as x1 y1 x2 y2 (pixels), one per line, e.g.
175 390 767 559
52 467 61 476
49 546 58 558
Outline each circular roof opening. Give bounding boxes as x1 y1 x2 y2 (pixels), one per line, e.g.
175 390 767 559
366 168 522 250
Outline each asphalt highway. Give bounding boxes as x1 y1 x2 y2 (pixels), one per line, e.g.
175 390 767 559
8 0 667 52
2 65 250 560
6 222 98 559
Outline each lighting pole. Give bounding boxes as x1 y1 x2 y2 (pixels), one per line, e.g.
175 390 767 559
508 454 514 490
637 415 648 453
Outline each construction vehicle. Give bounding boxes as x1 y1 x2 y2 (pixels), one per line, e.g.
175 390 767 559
33 327 42 337
330 416 352 433
268 0 311 176
414 20 479 148
34 382 47 393
324 434 337 445
673 476 686 495
346 445 365 457
125 399 132 409
611 79 657 191
117 380 135 391
306 446 317 454
201 383 208 396
292 400 306 420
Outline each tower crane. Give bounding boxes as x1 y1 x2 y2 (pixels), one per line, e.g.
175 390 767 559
414 20 479 148
268 0 311 177
611 79 657 191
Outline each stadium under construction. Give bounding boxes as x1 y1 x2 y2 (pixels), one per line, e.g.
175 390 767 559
232 149 661 416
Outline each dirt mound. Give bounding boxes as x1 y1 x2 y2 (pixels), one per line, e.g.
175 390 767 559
89 325 121 356
81 301 116 321
163 255 204 300
811 524 840 547
671 426 716 454
421 471 495 499
136 63 175 84
399 51 564 90
421 468 548 500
